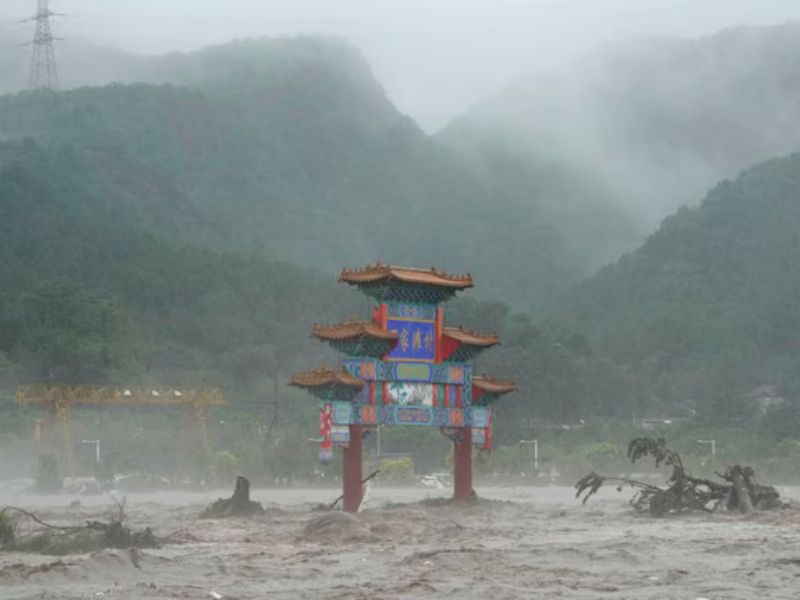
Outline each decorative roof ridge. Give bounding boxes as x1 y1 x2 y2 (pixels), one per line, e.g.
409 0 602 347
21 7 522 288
289 366 364 389
444 325 500 339
474 373 517 384
312 320 398 341
338 262 474 288
472 374 518 394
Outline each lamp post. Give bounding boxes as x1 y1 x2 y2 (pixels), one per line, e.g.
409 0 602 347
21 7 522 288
697 439 716 457
81 439 100 465
519 439 539 472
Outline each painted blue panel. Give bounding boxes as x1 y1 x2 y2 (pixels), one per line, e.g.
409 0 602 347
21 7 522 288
388 303 436 320
393 405 435 426
462 381 473 407
331 427 351 444
342 358 470 385
386 318 435 361
432 363 471 385
471 407 490 428
447 385 458 407
472 428 486 445
362 404 471 427
332 402 353 425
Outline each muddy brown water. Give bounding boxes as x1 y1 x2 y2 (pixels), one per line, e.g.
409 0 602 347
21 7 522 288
1 485 799 599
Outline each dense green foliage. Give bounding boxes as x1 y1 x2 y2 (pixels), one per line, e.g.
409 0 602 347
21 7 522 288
2 32 800 482
0 37 586 311
0 133 369 478
439 22 800 300
555 153 800 422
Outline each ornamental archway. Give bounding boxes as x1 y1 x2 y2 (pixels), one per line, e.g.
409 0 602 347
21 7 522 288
290 263 516 511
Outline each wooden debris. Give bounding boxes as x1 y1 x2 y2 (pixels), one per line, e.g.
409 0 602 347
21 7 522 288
575 437 786 516
326 469 380 511
0 499 158 555
201 476 263 518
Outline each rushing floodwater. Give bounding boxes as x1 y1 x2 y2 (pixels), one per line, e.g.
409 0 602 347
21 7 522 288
0 484 798 599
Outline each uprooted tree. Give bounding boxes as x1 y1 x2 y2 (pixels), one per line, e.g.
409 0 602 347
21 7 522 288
0 499 158 555
575 437 785 516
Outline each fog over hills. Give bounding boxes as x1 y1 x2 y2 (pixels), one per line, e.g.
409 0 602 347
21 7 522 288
2 19 800 447
0 35 591 311
440 22 800 275
4 23 800 312
552 150 800 416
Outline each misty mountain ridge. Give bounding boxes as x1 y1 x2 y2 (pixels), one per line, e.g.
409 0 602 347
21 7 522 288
4 23 800 309
3 24 800 312
0 34 591 310
2 25 800 425
440 21 800 276
553 149 800 408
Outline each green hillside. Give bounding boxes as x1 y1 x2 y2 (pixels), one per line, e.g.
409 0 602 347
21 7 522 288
557 152 800 414
0 134 373 379
439 22 800 285
0 134 378 477
3 32 800 479
0 37 587 310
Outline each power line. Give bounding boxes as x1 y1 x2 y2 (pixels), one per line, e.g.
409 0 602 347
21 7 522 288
26 0 60 90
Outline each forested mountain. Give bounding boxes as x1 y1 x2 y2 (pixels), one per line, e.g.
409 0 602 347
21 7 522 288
0 136 369 384
0 134 377 476
2 27 800 459
0 24 148 94
439 22 800 280
6 26 800 311
555 152 800 416
0 36 585 310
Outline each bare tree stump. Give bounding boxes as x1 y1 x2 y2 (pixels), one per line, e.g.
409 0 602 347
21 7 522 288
728 467 754 514
201 476 264 518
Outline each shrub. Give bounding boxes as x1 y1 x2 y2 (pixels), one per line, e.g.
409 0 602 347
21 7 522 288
211 450 239 485
378 457 414 482
34 453 62 493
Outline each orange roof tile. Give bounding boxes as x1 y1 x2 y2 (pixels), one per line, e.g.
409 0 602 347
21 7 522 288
443 326 500 347
472 375 518 395
289 367 364 390
312 320 399 342
339 262 473 289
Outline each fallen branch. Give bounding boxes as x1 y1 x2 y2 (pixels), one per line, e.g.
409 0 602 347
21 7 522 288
327 469 381 510
0 499 158 555
1 507 84 531
575 437 784 516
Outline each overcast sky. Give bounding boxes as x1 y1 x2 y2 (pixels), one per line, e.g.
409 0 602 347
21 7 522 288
3 0 800 129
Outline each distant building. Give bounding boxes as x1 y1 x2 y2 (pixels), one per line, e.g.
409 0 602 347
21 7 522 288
748 384 785 415
639 418 677 430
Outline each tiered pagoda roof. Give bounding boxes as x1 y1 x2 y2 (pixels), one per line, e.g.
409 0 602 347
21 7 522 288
339 262 473 303
443 326 500 347
289 367 364 401
312 320 398 357
441 326 500 362
472 375 518 404
290 263 518 410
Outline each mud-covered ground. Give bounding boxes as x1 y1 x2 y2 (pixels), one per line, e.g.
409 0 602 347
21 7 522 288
1 485 799 600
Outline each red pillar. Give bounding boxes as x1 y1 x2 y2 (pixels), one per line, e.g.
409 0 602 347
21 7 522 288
342 424 363 512
453 427 473 500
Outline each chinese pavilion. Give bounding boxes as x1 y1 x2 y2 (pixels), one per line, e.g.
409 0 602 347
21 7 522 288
290 263 516 511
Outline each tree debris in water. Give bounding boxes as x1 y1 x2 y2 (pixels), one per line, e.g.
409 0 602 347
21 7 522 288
201 476 263 518
575 437 786 516
0 499 158 555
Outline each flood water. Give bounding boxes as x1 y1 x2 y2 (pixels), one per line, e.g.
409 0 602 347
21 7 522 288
1 484 799 599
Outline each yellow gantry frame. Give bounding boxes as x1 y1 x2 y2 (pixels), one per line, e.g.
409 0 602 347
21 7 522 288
16 385 225 478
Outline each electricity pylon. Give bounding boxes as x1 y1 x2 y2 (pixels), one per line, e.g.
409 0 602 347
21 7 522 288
26 0 60 90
